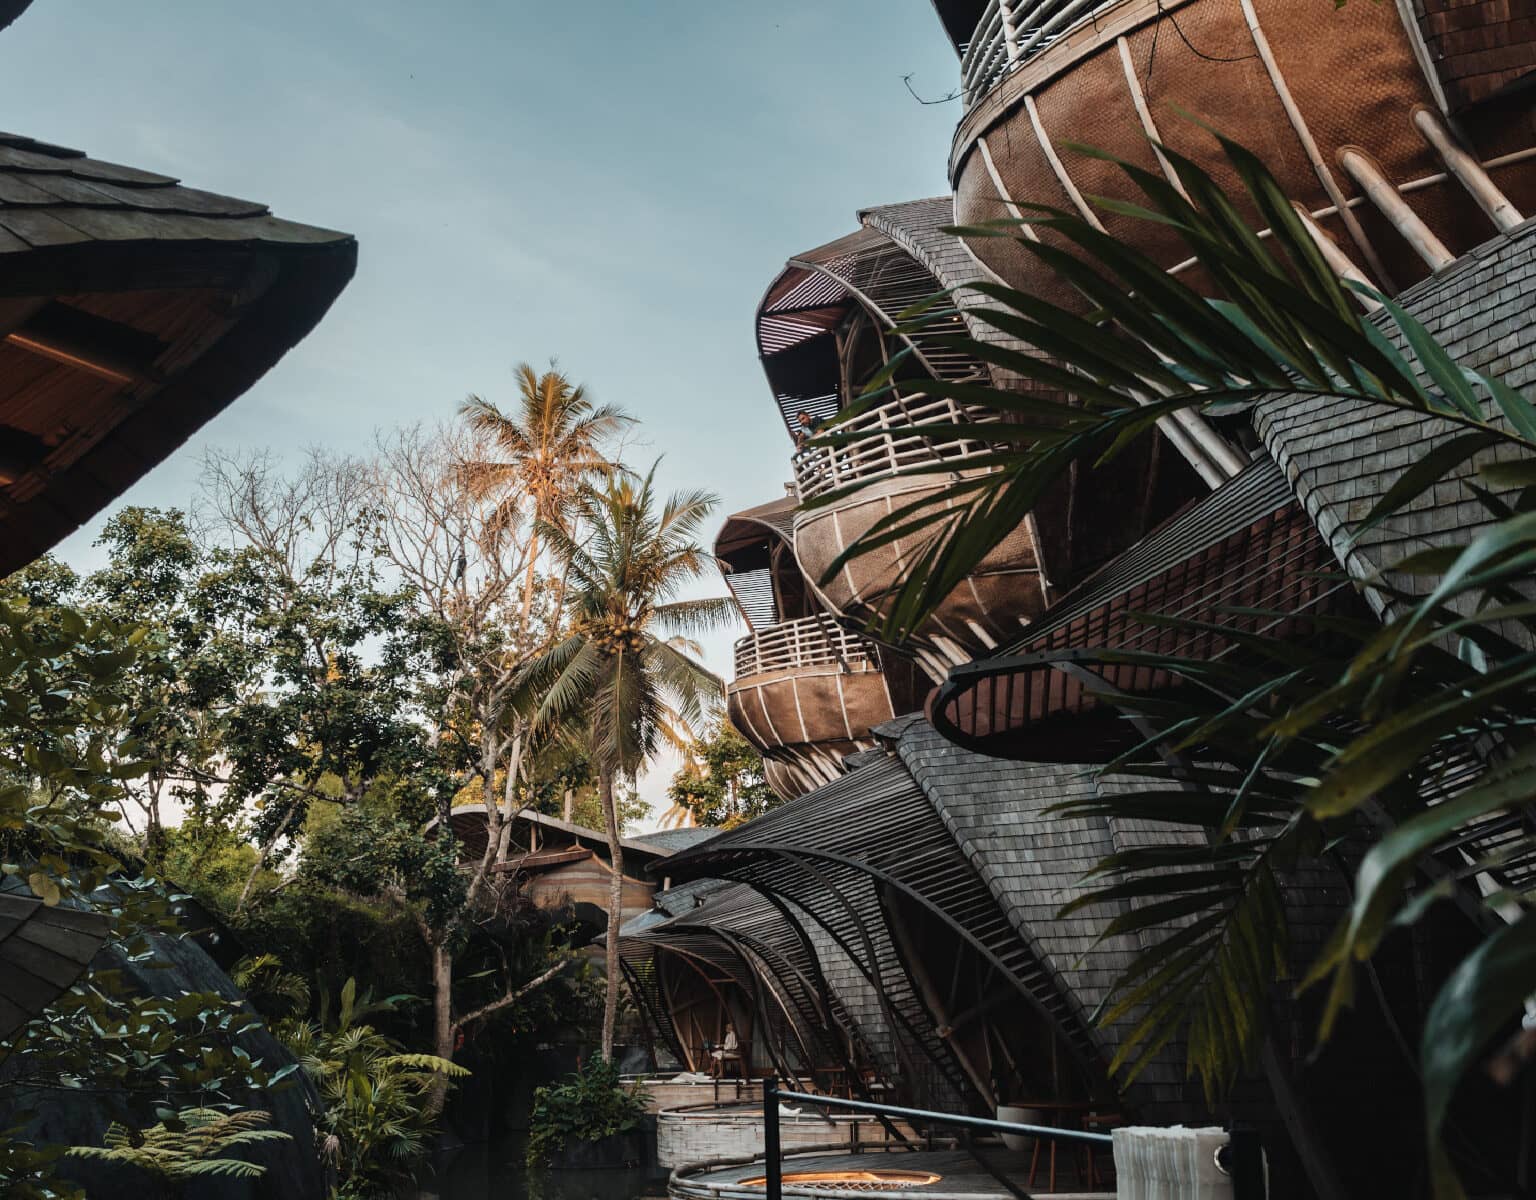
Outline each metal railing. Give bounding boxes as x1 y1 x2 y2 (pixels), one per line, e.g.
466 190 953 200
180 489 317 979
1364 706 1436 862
793 392 999 502
734 616 876 680
759 1076 1110 1200
961 0 1122 107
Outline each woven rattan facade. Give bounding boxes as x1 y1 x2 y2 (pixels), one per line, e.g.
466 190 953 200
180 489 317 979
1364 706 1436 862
950 0 1536 312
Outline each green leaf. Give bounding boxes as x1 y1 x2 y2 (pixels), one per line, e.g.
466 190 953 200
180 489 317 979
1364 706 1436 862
1421 913 1536 1199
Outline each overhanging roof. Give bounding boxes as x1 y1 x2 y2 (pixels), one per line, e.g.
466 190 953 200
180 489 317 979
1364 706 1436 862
0 890 108 1037
715 495 810 630
0 131 356 573
928 456 1353 760
0 0 32 32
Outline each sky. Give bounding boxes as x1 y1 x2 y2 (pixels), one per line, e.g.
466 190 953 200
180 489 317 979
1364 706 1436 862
0 1 964 824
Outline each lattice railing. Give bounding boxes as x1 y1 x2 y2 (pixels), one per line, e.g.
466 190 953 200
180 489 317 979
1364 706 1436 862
793 391 1000 502
733 615 877 680
961 0 1120 107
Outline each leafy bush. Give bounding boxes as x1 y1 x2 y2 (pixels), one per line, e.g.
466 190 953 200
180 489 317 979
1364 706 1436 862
276 978 466 1200
525 1057 647 1166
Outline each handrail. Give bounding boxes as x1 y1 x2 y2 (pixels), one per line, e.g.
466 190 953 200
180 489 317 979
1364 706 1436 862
793 392 1000 502
760 1076 1110 1200
960 0 1122 107
733 616 877 680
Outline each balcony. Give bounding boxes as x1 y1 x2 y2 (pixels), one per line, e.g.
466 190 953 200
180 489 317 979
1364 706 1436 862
792 391 1000 503
960 0 1116 109
726 615 924 801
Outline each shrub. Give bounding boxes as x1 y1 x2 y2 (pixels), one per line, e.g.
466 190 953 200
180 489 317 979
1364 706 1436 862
525 1057 646 1166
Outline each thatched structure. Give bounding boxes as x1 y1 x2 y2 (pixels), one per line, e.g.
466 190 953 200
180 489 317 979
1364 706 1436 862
0 132 356 572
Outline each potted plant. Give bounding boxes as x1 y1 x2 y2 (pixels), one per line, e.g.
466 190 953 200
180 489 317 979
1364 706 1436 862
526 1057 649 1169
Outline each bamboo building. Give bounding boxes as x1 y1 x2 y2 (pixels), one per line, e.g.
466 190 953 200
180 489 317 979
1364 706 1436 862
631 2 1536 1196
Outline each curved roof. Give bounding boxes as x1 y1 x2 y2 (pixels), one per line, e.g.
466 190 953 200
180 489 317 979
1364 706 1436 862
928 457 1353 759
0 131 355 572
715 495 814 630
0 0 33 33
755 214 985 438
659 750 1101 1113
0 890 108 1037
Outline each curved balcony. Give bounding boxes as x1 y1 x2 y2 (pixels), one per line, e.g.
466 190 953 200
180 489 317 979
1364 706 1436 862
726 615 925 802
792 391 1000 503
791 392 1045 665
951 0 1536 308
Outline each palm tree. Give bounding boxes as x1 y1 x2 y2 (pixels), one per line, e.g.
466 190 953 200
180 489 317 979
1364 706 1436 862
526 464 737 1059
460 363 632 635
818 135 1536 1197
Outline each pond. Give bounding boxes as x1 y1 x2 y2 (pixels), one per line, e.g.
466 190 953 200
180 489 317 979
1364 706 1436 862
416 1136 661 1200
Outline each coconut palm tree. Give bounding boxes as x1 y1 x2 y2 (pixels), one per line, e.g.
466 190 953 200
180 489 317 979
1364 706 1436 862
459 364 632 635
526 464 736 1059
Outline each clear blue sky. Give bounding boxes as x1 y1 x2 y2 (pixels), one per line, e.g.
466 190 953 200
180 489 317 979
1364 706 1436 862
0 1 963 816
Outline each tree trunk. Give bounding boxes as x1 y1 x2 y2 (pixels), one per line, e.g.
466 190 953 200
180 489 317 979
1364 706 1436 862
494 726 525 864
235 797 300 915
599 764 625 1062
518 529 541 638
427 940 455 1118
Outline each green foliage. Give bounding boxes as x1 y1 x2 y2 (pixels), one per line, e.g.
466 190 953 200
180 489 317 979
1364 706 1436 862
0 1126 82 1200
276 996 467 1199
66 1108 289 1195
525 1056 646 1166
830 132 1536 1197
667 721 775 828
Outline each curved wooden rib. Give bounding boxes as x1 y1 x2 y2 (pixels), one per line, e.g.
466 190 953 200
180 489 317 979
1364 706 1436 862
951 0 1536 304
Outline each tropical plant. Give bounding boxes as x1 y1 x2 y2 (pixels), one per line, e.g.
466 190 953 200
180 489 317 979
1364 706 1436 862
459 363 631 632
821 132 1536 1197
526 464 735 1058
666 721 775 829
525 1055 647 1166
276 978 468 1200
65 1108 289 1200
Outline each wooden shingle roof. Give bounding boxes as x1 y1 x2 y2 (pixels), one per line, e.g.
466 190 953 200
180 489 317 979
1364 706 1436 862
0 131 356 573
0 0 33 33
0 892 108 1037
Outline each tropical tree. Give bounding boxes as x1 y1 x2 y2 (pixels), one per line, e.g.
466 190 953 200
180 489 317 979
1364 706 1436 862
526 465 735 1058
666 721 775 829
459 364 631 634
821 133 1536 1196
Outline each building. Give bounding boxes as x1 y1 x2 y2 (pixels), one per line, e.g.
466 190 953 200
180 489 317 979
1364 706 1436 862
435 806 692 941
633 2 1536 1196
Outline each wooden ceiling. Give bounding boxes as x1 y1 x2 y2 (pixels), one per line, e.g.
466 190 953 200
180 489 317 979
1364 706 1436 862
0 131 356 573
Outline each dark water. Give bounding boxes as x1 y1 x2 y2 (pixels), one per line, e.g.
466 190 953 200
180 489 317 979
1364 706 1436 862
415 1136 658 1200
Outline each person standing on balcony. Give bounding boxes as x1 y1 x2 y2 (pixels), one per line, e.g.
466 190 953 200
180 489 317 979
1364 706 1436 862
793 410 823 449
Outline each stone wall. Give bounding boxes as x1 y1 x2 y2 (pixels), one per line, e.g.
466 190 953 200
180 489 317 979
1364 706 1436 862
656 1107 914 1170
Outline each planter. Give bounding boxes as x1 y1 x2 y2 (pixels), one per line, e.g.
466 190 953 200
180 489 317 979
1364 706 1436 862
996 1105 1046 1154
542 1127 648 1170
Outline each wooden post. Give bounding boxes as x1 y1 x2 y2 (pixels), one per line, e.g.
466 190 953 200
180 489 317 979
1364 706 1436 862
999 0 1022 64
765 1074 782 1200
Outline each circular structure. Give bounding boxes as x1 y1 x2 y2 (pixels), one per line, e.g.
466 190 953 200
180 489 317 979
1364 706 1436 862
717 501 929 801
671 1149 1044 1200
656 1104 913 1170
793 471 1046 663
737 1171 944 1191
951 0 1536 307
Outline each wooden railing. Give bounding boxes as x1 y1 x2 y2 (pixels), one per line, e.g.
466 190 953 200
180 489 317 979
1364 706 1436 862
733 615 877 680
961 0 1120 106
793 392 1000 502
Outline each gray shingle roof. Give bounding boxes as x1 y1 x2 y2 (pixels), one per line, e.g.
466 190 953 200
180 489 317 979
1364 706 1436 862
631 827 722 854
1256 220 1536 611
